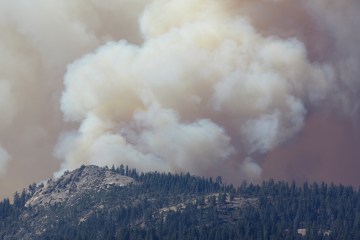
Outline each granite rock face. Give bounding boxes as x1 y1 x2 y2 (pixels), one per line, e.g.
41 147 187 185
26 165 134 207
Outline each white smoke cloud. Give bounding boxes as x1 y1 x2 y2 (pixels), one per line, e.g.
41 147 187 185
304 1 360 118
1 0 360 197
58 0 333 182
240 158 262 181
0 0 149 196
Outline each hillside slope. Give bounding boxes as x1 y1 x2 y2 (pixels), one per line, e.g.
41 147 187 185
1 165 360 239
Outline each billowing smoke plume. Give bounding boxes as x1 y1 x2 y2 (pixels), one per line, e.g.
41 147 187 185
1 0 360 197
57 0 332 182
0 0 149 197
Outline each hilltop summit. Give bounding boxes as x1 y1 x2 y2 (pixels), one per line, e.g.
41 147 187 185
0 165 359 239
26 165 134 208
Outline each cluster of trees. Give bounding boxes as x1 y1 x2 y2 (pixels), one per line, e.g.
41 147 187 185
1 165 360 239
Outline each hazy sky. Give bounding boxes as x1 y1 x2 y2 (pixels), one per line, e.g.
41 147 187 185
1 0 360 198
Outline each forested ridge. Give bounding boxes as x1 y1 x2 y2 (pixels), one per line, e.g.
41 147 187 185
1 165 360 239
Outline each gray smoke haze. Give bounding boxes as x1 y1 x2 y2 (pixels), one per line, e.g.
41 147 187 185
0 0 149 197
1 0 360 198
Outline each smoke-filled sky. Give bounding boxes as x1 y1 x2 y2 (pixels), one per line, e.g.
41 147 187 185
1 0 360 198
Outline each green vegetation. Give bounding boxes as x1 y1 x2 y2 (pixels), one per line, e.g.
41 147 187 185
1 165 360 239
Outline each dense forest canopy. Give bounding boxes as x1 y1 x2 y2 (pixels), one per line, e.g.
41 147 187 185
1 165 359 239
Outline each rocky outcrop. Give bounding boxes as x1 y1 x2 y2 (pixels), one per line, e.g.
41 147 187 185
26 165 134 207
